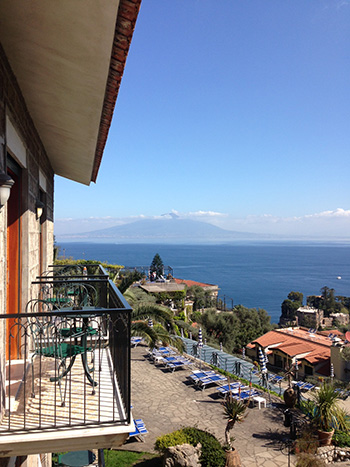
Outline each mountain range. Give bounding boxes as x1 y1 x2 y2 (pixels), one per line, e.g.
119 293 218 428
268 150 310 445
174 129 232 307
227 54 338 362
57 218 267 243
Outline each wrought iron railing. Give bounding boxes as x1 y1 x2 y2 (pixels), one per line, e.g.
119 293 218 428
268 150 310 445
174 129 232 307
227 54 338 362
0 265 132 433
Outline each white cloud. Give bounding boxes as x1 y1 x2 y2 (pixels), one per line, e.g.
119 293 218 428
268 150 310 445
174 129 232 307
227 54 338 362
169 209 227 218
217 208 350 238
303 208 350 219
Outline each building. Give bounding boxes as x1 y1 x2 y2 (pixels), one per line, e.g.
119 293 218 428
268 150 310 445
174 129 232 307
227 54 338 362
173 278 219 297
246 327 335 377
0 1 141 466
296 306 324 329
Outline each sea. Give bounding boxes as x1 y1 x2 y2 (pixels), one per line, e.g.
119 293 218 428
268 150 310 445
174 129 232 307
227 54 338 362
57 242 350 324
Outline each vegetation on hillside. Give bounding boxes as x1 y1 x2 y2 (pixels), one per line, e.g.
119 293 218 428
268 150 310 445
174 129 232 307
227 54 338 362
280 286 350 328
197 306 274 353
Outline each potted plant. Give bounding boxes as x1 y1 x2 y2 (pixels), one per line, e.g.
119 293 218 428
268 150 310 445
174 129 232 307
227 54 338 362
310 383 346 446
222 393 247 466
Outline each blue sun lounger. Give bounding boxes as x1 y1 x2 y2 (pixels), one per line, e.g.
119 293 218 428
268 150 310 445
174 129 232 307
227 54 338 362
335 388 350 400
216 382 241 397
189 370 216 384
232 390 259 401
129 418 148 442
270 375 283 384
196 374 227 390
301 383 315 392
166 359 193 372
131 337 143 347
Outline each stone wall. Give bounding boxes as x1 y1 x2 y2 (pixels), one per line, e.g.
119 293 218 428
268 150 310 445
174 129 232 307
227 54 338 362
0 42 54 465
318 446 350 464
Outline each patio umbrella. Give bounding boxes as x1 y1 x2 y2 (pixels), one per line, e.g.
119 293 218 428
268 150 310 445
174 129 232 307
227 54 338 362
198 328 203 369
220 342 223 352
242 347 246 359
258 347 267 374
259 347 272 407
148 318 153 328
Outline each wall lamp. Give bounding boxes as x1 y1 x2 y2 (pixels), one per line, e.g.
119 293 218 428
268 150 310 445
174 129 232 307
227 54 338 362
36 200 45 219
0 172 15 210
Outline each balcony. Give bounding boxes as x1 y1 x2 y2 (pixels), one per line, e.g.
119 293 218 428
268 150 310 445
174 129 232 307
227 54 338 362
0 265 133 456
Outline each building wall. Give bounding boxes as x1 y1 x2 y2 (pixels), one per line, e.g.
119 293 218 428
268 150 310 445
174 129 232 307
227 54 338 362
0 44 54 465
331 345 350 382
296 308 324 329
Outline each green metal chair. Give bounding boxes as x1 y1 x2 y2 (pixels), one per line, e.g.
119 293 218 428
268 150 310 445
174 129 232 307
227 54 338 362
27 300 97 407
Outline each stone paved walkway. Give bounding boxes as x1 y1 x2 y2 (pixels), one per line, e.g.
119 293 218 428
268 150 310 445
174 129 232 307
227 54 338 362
120 345 300 466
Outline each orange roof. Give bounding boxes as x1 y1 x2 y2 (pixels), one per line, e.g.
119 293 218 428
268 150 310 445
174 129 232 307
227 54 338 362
277 342 314 357
251 328 334 374
173 278 218 288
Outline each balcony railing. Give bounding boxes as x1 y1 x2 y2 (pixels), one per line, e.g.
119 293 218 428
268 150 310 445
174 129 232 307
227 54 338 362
0 265 132 436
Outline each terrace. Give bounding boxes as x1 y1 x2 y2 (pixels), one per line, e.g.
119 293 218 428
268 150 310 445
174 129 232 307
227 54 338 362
0 265 133 457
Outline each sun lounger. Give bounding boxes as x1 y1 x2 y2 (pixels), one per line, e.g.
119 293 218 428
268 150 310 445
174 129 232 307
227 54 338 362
335 388 349 400
233 390 259 401
216 382 241 396
301 383 315 392
131 337 143 347
158 347 177 354
294 381 306 389
150 348 178 362
166 359 193 372
271 375 283 384
196 374 227 390
129 418 148 442
189 370 216 383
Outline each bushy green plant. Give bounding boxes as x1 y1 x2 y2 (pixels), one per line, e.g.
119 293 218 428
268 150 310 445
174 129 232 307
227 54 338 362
333 430 350 447
155 427 225 467
310 383 348 432
155 431 188 452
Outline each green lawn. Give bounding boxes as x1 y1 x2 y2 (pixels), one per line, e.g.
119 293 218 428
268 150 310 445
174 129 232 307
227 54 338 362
103 450 161 467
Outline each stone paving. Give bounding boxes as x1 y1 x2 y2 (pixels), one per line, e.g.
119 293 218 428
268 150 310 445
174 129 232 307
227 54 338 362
120 345 301 466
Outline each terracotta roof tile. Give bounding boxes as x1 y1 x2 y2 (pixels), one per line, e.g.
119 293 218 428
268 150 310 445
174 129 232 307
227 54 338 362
250 328 334 376
173 278 218 288
91 0 142 182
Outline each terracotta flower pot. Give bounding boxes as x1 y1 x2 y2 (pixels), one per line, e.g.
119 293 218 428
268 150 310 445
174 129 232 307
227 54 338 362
317 428 334 446
225 448 241 467
283 387 297 408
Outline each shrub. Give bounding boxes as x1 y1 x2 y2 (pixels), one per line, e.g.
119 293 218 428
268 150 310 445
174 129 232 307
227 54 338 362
155 427 225 467
155 431 188 452
333 430 350 447
296 452 325 467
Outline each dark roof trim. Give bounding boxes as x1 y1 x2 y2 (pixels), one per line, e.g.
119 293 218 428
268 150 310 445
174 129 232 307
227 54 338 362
91 0 142 183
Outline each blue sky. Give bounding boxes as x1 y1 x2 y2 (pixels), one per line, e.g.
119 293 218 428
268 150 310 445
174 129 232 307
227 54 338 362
55 1 350 238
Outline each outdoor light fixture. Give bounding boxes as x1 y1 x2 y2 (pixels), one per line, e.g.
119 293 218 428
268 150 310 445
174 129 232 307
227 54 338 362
36 200 45 219
0 172 14 210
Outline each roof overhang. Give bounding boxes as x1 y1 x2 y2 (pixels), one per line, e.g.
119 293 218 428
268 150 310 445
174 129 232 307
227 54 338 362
0 0 141 185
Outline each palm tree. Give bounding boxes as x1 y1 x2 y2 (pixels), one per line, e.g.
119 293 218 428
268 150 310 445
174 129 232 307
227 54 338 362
131 303 183 351
222 394 247 449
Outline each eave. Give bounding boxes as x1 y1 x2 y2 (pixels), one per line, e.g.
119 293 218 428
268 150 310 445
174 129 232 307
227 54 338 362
0 0 141 185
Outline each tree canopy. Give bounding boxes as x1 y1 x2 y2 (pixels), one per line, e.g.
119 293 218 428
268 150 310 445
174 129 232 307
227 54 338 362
150 253 164 279
199 305 274 353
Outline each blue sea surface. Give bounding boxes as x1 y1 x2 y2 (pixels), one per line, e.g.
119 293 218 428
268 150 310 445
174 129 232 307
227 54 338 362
57 242 350 323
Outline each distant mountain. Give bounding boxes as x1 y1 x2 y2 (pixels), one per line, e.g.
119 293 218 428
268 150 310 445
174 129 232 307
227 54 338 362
57 218 267 243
